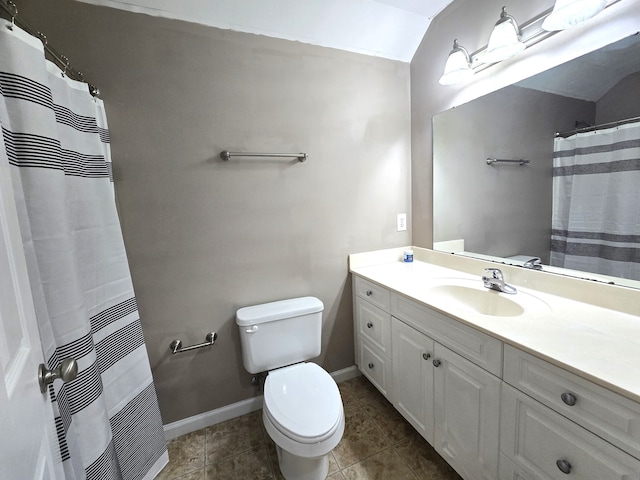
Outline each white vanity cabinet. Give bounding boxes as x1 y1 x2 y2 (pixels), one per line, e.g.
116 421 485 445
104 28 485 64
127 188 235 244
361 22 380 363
353 276 502 480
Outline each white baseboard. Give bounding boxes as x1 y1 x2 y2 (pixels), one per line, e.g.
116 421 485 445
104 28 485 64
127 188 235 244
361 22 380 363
163 365 361 441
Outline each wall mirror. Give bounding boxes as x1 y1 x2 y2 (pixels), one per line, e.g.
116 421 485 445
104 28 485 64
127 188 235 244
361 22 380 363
433 33 640 289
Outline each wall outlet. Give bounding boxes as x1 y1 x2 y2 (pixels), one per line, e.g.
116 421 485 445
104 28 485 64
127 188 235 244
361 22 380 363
397 213 407 232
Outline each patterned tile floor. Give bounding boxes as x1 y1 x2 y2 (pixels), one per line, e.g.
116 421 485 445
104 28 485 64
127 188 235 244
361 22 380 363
157 375 463 480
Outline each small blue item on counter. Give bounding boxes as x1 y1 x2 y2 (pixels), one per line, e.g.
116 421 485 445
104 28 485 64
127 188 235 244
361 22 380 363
404 249 414 262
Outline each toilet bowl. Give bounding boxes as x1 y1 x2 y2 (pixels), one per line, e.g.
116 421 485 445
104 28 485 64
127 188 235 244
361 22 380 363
236 297 345 480
263 363 344 480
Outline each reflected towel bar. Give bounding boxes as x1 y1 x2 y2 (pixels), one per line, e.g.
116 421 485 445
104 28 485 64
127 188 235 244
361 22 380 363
170 332 217 354
220 151 308 162
486 157 530 166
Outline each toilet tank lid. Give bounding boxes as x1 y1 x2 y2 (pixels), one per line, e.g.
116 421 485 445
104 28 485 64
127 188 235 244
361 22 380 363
236 296 324 326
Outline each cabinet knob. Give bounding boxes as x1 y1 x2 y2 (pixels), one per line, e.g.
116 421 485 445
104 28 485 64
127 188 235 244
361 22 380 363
365 290 373 296
556 459 572 474
422 353 431 360
368 362 374 369
367 322 373 328
433 359 441 367
561 392 577 406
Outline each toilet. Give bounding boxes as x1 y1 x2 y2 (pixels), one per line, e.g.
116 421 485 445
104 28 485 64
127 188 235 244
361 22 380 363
236 296 344 480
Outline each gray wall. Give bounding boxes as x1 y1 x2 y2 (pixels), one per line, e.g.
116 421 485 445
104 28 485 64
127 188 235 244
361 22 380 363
23 0 411 424
596 71 640 124
433 85 594 261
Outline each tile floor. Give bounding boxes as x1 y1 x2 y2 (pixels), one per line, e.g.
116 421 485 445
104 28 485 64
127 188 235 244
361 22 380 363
157 375 463 480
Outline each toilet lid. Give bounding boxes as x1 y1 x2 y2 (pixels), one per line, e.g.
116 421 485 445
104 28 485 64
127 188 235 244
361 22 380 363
264 363 342 443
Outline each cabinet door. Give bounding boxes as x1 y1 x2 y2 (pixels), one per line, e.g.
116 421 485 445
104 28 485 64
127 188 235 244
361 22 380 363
433 343 500 480
391 317 435 444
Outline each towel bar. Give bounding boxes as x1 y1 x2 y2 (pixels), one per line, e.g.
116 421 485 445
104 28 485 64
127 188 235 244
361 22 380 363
170 332 217 354
220 151 307 162
486 157 530 166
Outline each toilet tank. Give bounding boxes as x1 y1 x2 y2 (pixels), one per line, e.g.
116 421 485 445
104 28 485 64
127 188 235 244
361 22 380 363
236 296 324 374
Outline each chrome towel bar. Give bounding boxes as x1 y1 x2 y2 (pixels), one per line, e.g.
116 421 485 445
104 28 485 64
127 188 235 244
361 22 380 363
486 157 530 166
220 151 308 162
170 332 217 354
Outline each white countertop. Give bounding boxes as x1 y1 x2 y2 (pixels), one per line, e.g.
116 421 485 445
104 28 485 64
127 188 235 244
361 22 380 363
350 254 640 404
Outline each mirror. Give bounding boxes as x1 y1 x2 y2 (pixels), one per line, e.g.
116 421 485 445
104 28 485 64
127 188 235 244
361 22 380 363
433 33 640 288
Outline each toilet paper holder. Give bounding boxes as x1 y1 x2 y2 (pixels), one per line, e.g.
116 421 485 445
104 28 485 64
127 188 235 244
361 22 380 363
170 332 217 354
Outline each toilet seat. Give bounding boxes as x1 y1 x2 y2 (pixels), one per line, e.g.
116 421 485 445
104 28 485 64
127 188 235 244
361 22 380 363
264 362 342 444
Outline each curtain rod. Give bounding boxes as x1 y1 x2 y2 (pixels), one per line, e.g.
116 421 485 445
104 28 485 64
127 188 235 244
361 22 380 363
556 115 640 138
0 0 99 97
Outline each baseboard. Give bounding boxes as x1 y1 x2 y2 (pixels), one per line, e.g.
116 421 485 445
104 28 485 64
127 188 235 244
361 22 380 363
163 365 361 441
329 364 361 383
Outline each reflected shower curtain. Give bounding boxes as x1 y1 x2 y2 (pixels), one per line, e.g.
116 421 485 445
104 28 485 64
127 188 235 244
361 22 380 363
0 22 167 479
550 121 640 281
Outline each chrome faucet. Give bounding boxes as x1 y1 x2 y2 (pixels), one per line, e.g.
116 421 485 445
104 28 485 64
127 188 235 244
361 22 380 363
482 268 517 294
522 257 542 270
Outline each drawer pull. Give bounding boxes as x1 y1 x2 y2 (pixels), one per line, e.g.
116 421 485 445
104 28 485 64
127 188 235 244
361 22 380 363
433 359 442 367
367 322 373 328
556 459 572 474
422 353 431 361
368 362 374 369
561 392 577 406
365 290 373 296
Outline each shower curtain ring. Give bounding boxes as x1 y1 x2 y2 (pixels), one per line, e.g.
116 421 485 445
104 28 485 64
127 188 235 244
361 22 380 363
61 55 70 76
38 32 47 46
7 1 17 30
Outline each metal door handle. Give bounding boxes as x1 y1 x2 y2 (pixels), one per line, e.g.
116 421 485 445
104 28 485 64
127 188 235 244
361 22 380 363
365 290 373 296
38 358 78 393
367 322 373 328
561 392 577 406
433 359 442 367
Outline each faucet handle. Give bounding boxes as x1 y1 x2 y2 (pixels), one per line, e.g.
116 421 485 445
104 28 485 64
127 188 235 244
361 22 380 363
484 268 503 280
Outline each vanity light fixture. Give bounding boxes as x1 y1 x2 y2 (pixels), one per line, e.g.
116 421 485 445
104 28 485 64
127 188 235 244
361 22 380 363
481 6 526 64
438 39 474 85
541 0 607 31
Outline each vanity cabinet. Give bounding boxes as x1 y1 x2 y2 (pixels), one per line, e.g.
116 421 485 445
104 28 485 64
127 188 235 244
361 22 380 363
353 270 640 480
354 276 502 480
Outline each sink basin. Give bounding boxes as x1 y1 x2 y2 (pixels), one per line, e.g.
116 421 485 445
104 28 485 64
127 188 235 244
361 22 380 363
427 280 549 317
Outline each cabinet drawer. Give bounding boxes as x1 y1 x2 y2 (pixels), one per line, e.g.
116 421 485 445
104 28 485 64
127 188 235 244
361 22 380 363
354 276 391 312
360 340 390 397
501 383 640 479
504 344 640 459
355 297 391 354
391 293 503 377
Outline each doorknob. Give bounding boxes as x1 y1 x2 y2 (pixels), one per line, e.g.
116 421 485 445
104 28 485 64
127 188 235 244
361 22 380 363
38 358 78 393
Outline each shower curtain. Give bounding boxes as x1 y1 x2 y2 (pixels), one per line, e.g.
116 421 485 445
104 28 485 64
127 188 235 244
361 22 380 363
0 21 167 480
550 121 640 281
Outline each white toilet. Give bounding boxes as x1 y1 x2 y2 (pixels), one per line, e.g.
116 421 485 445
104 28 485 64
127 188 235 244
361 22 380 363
236 296 345 480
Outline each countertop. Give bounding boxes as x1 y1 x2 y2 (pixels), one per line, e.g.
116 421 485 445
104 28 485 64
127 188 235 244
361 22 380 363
350 252 640 404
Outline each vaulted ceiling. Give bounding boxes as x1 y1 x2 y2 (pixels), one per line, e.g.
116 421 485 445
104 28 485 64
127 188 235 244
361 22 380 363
72 0 454 62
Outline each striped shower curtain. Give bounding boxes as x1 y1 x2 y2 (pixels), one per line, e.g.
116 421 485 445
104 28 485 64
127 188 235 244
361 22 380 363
550 121 640 281
0 21 167 480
